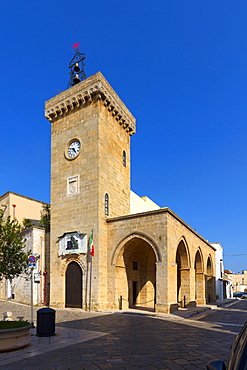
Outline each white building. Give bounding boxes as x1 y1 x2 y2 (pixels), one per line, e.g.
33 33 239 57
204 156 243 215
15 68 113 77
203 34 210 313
212 243 232 299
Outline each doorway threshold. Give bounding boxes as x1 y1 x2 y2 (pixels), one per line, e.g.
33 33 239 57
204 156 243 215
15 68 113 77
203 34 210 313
129 305 155 313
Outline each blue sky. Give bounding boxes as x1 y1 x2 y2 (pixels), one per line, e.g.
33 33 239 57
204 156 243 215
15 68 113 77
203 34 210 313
1 1 247 273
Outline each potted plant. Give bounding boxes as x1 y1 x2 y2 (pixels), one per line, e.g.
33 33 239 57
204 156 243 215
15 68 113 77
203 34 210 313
0 210 30 351
0 320 32 352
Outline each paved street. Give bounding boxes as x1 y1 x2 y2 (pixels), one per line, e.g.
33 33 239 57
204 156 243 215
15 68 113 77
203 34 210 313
197 299 247 326
0 299 245 369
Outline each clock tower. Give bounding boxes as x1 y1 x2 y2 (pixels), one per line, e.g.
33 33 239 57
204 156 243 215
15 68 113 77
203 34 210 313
45 71 136 309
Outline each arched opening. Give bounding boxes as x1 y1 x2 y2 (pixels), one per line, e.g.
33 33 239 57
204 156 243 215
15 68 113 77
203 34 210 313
206 256 215 303
194 249 205 304
115 236 157 311
176 240 190 307
65 261 82 308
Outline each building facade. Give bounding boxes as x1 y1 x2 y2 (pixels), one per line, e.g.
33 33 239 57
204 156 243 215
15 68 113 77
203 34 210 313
10 226 47 305
0 191 45 224
45 72 216 313
0 192 49 305
212 242 232 299
229 270 247 293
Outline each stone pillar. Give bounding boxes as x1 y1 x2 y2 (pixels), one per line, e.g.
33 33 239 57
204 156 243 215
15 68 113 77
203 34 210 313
155 262 171 313
195 272 206 305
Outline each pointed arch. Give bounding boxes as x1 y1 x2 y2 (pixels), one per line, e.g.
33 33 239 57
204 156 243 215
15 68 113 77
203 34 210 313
111 231 161 266
206 254 214 275
111 232 159 311
61 257 85 276
176 237 191 269
194 247 204 273
176 237 191 305
194 247 205 304
206 254 215 303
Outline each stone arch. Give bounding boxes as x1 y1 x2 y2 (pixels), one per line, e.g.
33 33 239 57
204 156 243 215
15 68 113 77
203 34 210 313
206 254 214 275
112 232 159 311
176 237 191 269
194 248 204 273
206 254 215 303
194 248 205 304
61 257 85 276
176 237 191 306
111 231 161 266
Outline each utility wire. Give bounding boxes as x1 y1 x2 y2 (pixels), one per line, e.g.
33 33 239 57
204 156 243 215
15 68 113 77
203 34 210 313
224 254 247 256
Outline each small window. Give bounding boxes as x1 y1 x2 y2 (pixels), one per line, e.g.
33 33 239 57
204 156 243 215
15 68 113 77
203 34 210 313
133 261 138 270
105 193 109 216
220 262 223 279
123 150 126 167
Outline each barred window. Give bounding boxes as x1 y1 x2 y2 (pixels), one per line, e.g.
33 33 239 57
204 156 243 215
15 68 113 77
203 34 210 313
123 150 126 167
105 193 109 216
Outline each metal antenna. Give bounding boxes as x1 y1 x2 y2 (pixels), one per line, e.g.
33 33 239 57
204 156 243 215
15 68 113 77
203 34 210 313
68 43 86 88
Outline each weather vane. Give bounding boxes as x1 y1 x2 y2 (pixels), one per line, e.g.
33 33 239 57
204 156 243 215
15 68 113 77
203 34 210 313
72 42 80 49
68 43 86 88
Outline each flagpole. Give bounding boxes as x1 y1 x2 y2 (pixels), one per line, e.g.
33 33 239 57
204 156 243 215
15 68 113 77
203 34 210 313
85 249 89 311
89 230 93 312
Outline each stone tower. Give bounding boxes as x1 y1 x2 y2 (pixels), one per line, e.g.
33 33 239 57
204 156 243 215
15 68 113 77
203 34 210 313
45 72 136 309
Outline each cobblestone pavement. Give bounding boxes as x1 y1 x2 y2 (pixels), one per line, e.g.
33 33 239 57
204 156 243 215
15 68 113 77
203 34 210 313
0 299 241 369
196 299 247 326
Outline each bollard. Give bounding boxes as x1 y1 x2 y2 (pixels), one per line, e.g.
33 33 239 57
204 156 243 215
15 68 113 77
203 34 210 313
36 308 56 337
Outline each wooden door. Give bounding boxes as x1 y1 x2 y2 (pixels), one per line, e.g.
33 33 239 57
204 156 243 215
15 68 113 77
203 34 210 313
65 262 82 308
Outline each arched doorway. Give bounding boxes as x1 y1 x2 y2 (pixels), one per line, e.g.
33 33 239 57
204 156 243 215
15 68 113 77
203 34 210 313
114 236 157 311
194 249 205 304
206 256 215 303
176 240 190 306
65 261 82 308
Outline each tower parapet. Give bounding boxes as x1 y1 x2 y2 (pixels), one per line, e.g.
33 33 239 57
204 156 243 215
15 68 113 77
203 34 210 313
45 72 136 136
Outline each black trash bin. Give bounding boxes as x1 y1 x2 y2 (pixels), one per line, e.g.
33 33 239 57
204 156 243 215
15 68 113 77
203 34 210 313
36 308 56 337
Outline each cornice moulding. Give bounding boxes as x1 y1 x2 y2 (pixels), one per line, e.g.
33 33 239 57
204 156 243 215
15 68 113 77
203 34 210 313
45 72 136 135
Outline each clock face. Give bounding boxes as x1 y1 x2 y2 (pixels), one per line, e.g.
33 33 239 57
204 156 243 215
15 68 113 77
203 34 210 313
67 140 80 158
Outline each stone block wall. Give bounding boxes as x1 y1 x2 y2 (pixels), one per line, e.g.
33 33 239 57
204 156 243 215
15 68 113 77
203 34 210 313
46 72 136 309
107 207 216 313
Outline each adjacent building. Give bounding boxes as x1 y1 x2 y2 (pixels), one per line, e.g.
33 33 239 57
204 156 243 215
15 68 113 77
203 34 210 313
0 192 49 305
0 191 45 224
228 270 247 293
212 243 232 299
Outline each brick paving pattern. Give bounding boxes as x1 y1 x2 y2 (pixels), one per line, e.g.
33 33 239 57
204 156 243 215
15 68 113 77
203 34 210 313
0 300 241 369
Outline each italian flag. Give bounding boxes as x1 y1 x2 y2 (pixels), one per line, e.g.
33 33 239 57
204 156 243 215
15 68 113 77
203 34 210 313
89 231 94 257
